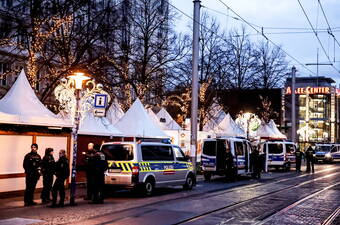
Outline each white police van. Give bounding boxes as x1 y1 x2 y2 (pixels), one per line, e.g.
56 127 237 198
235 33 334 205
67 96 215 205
314 143 340 163
260 140 296 171
201 137 252 181
101 141 195 196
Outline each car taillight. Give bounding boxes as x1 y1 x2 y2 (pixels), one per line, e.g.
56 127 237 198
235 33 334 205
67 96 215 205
132 166 139 175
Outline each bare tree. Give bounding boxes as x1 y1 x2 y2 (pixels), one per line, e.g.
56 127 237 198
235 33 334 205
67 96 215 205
252 41 289 88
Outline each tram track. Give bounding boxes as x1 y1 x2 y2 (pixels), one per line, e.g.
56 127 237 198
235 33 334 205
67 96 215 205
175 170 340 225
82 166 340 225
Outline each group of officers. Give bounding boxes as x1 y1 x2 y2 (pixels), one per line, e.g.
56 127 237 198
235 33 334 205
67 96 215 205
23 142 107 207
23 144 69 207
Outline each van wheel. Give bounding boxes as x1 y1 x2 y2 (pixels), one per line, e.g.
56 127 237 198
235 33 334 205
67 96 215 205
203 172 211 182
183 174 194 190
143 178 155 196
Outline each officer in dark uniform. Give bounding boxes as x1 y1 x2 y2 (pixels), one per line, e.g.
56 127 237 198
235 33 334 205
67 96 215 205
23 143 42 206
41 148 55 203
305 146 315 173
295 148 303 172
92 144 108 203
51 150 69 207
84 143 96 201
225 146 234 182
251 149 261 179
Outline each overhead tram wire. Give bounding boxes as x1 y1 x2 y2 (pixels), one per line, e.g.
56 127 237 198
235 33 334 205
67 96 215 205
211 0 317 76
202 5 340 32
317 0 340 54
167 1 317 76
296 0 340 75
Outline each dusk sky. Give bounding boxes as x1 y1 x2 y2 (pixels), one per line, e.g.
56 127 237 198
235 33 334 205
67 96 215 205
171 0 340 85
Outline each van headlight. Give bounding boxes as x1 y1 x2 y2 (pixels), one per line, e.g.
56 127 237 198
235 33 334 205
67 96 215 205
325 153 331 158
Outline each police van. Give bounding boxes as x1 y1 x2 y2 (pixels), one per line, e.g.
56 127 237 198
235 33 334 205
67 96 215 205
314 143 340 163
201 137 252 181
100 141 195 196
260 140 296 171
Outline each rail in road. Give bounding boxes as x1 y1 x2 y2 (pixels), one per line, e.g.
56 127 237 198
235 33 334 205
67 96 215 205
73 165 340 225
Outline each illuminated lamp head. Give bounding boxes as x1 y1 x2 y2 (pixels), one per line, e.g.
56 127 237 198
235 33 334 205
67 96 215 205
68 71 91 89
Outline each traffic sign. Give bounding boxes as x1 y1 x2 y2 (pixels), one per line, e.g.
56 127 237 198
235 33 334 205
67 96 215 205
94 94 108 108
94 108 105 117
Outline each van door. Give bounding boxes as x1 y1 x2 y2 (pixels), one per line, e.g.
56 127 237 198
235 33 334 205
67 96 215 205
202 140 217 171
173 146 190 182
216 139 227 172
234 141 246 173
267 143 284 166
141 145 175 184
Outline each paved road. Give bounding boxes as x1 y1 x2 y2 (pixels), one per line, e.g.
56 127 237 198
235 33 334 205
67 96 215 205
0 163 339 225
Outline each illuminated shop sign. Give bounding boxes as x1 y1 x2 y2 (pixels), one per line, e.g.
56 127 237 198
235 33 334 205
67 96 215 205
285 86 330 95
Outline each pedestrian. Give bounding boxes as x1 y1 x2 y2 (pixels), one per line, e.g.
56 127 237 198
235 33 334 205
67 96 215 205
305 146 315 173
84 142 96 201
295 148 303 172
51 150 69 207
91 144 107 203
23 143 41 206
41 148 55 203
225 146 235 182
251 149 261 179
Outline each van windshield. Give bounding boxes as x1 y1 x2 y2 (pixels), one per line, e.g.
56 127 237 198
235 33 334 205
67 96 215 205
203 141 216 156
315 146 331 152
268 143 284 154
101 144 134 160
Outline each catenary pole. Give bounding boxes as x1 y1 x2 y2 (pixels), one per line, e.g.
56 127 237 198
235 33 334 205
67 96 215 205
191 0 200 174
291 66 296 143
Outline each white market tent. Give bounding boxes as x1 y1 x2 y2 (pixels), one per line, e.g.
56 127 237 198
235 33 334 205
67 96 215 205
256 121 278 139
106 98 125 125
78 112 123 136
203 110 227 132
156 107 181 130
0 70 72 127
115 98 169 138
213 113 246 137
268 120 287 139
0 70 72 193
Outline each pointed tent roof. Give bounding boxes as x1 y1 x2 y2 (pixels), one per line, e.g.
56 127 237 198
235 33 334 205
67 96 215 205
213 113 246 137
78 112 123 136
106 98 125 125
268 120 287 139
147 108 161 127
115 98 169 138
0 70 72 127
256 121 277 139
156 108 181 130
203 110 227 132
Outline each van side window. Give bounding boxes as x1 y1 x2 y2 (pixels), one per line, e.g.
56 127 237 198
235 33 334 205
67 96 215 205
141 145 174 161
173 146 187 161
234 142 244 156
268 143 283 154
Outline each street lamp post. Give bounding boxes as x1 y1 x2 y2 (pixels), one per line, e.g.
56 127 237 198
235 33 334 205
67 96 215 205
68 72 90 206
243 112 253 140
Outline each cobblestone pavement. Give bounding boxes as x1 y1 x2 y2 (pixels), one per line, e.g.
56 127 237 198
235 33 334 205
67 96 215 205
0 164 339 225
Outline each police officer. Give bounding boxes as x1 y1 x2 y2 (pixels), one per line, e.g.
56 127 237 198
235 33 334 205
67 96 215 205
84 143 96 201
41 148 55 203
226 148 235 181
295 148 303 172
51 150 69 207
305 146 315 173
23 143 41 206
251 149 261 179
92 144 108 203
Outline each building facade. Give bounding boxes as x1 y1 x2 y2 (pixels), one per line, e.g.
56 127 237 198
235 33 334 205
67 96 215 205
283 76 339 147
